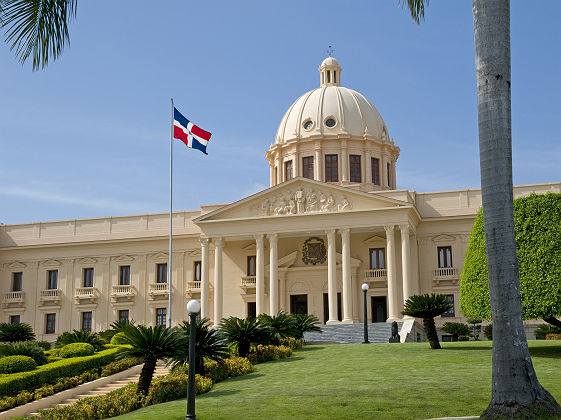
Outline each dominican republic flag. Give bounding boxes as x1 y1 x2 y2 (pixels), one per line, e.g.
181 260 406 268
173 107 212 154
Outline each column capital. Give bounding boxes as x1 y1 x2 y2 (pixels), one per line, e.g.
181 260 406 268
384 225 395 235
399 224 410 235
339 228 350 238
267 233 278 241
326 229 336 238
213 237 223 247
200 237 209 247
254 234 265 245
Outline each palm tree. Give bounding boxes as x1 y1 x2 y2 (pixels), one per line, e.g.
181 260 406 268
0 0 77 70
218 317 268 358
0 322 35 342
55 329 104 351
258 311 298 345
118 324 180 396
402 294 451 349
291 313 321 341
170 317 230 376
404 1 561 416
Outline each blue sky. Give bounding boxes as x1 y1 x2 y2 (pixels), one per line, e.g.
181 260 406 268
1 1 559 224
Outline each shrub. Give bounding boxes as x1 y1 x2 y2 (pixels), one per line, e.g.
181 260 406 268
36 341 52 351
247 344 292 365
279 337 303 349
44 348 60 357
0 347 119 396
46 356 62 363
546 333 561 340
146 374 212 405
440 323 471 342
0 355 37 374
56 330 104 351
484 324 493 340
15 390 33 405
0 341 47 365
59 343 95 358
100 357 141 377
0 322 35 343
110 332 127 345
535 324 561 339
458 335 470 341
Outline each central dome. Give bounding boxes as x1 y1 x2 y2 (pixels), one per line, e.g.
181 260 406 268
275 57 389 144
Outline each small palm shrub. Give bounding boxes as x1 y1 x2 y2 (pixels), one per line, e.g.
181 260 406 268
56 330 104 351
0 355 37 373
170 317 229 375
218 317 269 358
117 324 181 395
291 313 321 341
0 341 47 365
441 322 471 342
35 341 52 351
258 311 298 345
59 342 95 358
402 294 452 349
484 324 493 340
535 324 561 339
0 322 35 342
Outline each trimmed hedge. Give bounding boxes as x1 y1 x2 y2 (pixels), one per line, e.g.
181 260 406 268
0 356 36 374
460 193 561 320
59 343 95 358
0 347 120 396
110 332 127 345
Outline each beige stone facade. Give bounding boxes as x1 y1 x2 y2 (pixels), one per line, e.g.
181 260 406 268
1 57 558 341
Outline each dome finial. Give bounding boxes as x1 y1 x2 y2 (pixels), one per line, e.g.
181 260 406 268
319 54 342 87
326 45 334 57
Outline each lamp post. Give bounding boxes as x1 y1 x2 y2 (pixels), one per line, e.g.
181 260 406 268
361 283 370 344
185 299 200 420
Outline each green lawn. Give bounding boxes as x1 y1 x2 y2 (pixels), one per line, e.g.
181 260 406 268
114 341 561 420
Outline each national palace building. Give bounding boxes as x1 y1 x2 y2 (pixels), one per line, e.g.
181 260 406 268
1 57 558 342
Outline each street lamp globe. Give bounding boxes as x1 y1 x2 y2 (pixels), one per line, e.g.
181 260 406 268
187 299 201 314
361 283 369 292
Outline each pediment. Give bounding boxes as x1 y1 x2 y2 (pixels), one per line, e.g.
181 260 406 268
242 243 256 252
194 178 406 222
266 251 299 269
432 234 456 243
364 234 387 246
151 252 168 260
114 254 135 263
41 259 61 267
188 249 202 258
6 261 26 270
78 257 97 265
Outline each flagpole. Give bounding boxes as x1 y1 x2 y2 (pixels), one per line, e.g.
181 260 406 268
168 98 174 328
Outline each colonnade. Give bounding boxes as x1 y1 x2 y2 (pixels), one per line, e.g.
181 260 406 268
199 224 417 325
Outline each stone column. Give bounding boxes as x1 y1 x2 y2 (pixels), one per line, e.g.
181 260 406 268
270 164 275 187
326 229 339 324
213 238 223 327
269 234 279 315
340 229 353 323
341 141 348 182
200 237 210 319
279 269 287 312
255 234 265 315
314 145 322 181
364 151 371 186
400 224 413 305
411 233 420 295
385 225 400 321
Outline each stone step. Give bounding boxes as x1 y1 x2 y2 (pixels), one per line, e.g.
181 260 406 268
304 322 403 344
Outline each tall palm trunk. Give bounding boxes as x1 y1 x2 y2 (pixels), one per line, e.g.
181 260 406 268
472 1 561 417
137 355 157 396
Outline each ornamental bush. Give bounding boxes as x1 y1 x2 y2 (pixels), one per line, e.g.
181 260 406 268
460 193 561 323
484 324 493 340
247 344 292 365
110 331 127 345
0 341 47 365
100 357 141 376
59 343 94 358
203 356 253 383
546 334 561 340
146 374 212 405
0 355 37 374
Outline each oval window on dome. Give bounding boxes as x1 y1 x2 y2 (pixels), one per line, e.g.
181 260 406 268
303 120 314 130
325 118 336 128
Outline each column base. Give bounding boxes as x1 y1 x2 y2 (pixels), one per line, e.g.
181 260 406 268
326 319 341 325
341 318 354 324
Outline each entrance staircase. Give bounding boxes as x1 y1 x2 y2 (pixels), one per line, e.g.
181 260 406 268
304 322 404 344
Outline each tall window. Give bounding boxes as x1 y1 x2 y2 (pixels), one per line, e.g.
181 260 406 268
371 157 380 185
369 248 386 270
302 156 314 179
284 160 293 181
193 261 201 282
442 294 455 317
10 315 20 324
83 268 94 288
437 246 453 268
349 155 361 182
156 308 167 326
325 154 338 182
12 272 22 292
156 263 167 283
119 266 130 286
247 256 256 277
47 270 58 290
45 313 56 334
81 312 92 332
118 309 129 323
387 162 391 187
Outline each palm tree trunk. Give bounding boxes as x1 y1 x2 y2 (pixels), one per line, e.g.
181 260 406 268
473 1 561 417
422 317 440 350
137 356 157 396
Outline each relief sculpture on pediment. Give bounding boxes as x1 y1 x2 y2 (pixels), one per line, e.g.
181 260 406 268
253 186 352 216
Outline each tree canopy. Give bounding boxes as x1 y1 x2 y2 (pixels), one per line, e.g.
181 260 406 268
460 193 561 323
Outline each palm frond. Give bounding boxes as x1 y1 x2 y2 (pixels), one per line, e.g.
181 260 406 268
399 0 426 25
0 0 77 70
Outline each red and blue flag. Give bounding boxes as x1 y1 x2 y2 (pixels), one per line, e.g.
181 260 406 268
173 107 212 154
